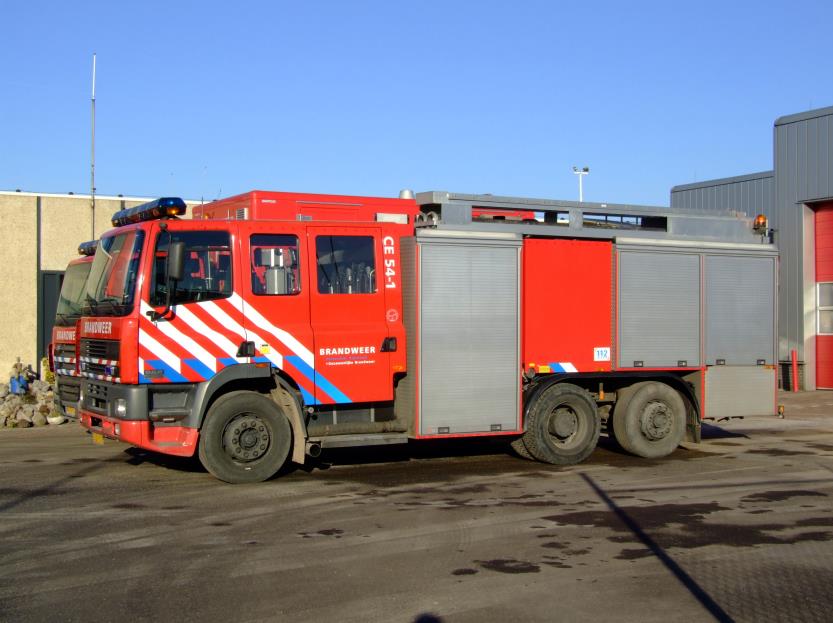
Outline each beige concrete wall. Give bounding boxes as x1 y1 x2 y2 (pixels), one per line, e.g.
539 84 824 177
0 195 38 374
40 197 94 271
0 193 199 376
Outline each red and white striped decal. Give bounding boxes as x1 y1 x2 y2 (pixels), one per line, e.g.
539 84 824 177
79 356 118 366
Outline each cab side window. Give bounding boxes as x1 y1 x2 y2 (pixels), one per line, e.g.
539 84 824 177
151 231 232 306
315 236 376 294
250 234 301 295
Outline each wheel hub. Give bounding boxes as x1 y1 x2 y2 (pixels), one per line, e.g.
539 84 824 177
223 415 270 462
550 407 578 440
641 401 672 441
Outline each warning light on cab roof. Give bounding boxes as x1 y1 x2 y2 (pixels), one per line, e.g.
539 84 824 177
111 197 186 227
77 240 98 256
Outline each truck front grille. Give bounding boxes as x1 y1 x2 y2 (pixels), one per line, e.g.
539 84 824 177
54 342 78 376
80 339 121 381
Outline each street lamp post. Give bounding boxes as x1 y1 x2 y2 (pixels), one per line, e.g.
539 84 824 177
572 166 589 202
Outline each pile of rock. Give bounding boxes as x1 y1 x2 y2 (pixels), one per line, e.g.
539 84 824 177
0 380 65 428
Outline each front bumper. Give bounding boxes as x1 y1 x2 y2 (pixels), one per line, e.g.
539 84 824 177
79 377 203 457
79 411 199 457
55 375 82 419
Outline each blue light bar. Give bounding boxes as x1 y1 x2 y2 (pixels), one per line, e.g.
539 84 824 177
111 197 187 227
77 240 99 256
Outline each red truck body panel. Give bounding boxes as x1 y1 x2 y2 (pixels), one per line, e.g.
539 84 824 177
522 238 613 374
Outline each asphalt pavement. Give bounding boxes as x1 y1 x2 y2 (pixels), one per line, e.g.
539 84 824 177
1 391 832 622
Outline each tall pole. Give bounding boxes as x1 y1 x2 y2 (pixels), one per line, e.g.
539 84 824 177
90 53 96 238
572 166 589 203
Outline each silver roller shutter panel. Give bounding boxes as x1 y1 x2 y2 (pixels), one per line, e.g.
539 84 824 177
419 237 520 434
705 255 776 365
618 250 701 367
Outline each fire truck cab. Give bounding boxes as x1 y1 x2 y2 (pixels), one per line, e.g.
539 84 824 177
77 190 778 483
50 240 97 418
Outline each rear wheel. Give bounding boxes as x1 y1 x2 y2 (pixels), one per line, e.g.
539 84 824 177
521 383 600 465
510 436 535 460
198 391 291 483
612 381 685 459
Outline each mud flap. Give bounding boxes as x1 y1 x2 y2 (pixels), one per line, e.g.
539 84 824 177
271 384 307 464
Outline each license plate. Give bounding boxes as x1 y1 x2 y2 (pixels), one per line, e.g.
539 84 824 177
92 432 104 445
66 405 76 416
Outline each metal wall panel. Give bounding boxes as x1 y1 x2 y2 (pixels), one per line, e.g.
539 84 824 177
705 255 776 365
670 172 775 220
618 250 701 367
775 108 833 361
704 366 776 417
418 236 521 434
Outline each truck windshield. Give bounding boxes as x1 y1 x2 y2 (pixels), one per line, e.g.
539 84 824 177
54 260 94 326
83 230 146 317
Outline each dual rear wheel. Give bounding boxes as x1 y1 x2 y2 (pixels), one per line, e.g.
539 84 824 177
514 380 686 465
610 381 687 459
514 383 600 465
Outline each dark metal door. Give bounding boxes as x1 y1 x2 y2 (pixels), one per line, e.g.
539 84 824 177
39 271 64 363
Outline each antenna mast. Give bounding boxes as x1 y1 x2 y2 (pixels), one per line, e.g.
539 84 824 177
90 53 96 238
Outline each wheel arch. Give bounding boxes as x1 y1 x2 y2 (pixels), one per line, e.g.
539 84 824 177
194 364 309 465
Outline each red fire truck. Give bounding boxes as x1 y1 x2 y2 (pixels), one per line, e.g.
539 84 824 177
77 190 778 483
49 241 97 418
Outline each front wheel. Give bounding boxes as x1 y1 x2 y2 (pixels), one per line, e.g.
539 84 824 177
521 383 600 465
198 391 291 483
612 382 685 459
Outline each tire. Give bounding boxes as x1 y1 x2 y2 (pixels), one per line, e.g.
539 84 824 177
198 390 292 484
510 436 535 460
607 384 639 448
521 383 600 465
612 381 685 459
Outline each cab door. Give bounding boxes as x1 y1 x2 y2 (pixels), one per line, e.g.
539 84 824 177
307 226 392 404
139 224 242 384
238 226 317 405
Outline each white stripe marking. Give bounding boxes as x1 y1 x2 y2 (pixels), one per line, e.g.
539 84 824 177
140 302 216 372
138 329 181 373
231 293 314 367
175 303 244 361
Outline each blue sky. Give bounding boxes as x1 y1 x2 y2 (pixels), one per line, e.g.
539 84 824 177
2 0 832 205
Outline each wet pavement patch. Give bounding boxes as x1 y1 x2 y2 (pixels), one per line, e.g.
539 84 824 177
298 528 345 538
741 490 827 503
542 502 833 549
540 541 568 549
542 560 572 568
111 502 146 510
615 548 653 560
805 443 833 451
746 448 815 457
475 558 540 574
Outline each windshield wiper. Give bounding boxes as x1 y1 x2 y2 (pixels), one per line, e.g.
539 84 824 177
84 294 98 314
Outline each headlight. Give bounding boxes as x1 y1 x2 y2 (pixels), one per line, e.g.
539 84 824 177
115 399 127 418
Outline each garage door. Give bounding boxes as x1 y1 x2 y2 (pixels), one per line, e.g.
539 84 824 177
817 204 833 389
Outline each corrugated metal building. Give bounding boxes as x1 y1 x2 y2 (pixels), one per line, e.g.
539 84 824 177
671 171 775 219
671 105 833 389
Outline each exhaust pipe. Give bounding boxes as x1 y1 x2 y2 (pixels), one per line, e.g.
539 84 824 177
306 441 322 458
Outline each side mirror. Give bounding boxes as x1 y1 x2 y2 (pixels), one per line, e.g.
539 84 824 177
167 241 186 282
